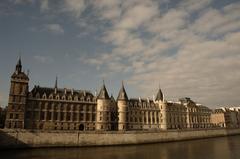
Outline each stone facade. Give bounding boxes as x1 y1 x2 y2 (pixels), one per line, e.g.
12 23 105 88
5 58 214 131
211 107 240 128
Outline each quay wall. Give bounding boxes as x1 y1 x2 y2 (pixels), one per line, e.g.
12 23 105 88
0 128 240 149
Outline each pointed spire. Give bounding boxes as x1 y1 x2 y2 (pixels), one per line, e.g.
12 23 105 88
155 86 164 101
15 56 22 73
97 81 110 99
117 81 128 101
55 76 58 88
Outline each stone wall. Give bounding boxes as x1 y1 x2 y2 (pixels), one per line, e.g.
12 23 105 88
0 128 240 149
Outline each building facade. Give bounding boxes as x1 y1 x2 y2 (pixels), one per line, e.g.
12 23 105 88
5 58 215 131
211 107 240 128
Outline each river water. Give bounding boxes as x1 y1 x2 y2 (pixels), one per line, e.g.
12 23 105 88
1 135 240 159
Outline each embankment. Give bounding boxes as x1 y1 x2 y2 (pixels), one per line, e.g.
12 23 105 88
0 128 240 149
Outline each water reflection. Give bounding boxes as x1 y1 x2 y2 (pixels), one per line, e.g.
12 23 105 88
1 136 240 159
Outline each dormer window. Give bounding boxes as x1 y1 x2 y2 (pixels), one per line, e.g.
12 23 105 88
43 94 47 99
36 93 40 98
74 96 78 101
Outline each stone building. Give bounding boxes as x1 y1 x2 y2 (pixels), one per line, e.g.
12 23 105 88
5 58 214 131
5 58 118 131
163 101 188 129
211 107 239 128
179 98 212 129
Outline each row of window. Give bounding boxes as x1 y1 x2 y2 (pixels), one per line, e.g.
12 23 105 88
129 116 160 123
27 103 97 112
32 93 95 102
26 111 96 122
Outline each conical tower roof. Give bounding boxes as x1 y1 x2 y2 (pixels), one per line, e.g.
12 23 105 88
117 82 128 101
15 56 22 73
155 88 163 101
97 81 110 99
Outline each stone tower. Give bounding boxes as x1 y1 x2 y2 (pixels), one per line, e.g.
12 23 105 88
117 82 129 131
5 57 29 129
155 87 167 130
96 81 111 130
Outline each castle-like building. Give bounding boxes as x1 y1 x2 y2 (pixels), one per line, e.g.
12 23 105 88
5 58 213 131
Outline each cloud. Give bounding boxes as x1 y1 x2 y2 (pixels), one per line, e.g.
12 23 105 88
33 55 53 63
179 0 213 12
61 0 86 18
5 0 240 106
10 0 35 5
43 23 64 34
80 0 240 106
191 7 240 37
40 0 49 12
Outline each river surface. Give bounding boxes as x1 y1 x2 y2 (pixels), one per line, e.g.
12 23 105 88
1 135 240 159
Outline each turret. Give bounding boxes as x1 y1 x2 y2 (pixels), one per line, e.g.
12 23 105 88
155 87 167 130
96 81 111 130
5 57 29 129
117 81 129 131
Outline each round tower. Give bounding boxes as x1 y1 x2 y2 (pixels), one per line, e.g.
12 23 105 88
117 82 129 131
155 88 167 130
96 81 111 131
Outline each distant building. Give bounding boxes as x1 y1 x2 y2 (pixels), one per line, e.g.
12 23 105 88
211 107 239 128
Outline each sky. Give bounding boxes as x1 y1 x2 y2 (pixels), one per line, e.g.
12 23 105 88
0 0 240 108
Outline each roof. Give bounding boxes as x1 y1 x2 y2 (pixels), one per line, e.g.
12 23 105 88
97 83 110 99
30 86 94 98
155 88 163 101
117 83 128 101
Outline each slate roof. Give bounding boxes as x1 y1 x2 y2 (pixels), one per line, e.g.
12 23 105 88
30 86 94 98
97 84 110 99
117 83 128 101
155 88 163 101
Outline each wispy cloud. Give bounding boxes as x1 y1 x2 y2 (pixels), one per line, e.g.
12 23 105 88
79 0 240 106
43 23 64 34
10 0 35 5
33 55 54 63
40 0 49 12
61 0 86 18
4 0 240 106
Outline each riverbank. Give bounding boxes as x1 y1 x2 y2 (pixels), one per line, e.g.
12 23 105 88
0 128 240 149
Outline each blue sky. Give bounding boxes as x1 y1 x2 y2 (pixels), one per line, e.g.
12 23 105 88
0 0 240 108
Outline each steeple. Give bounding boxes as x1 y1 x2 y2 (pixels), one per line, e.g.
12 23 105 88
55 76 58 88
54 76 58 94
97 80 110 99
15 56 22 74
155 85 164 101
117 81 128 101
